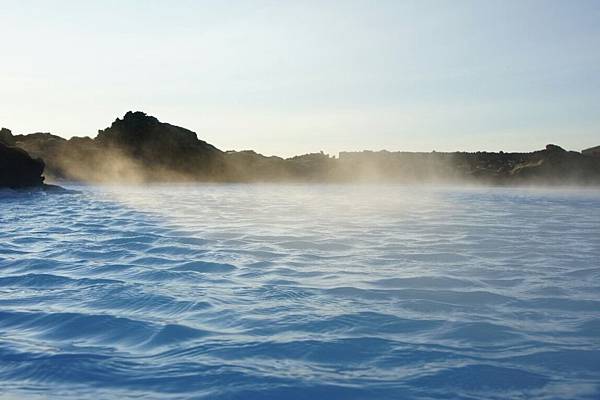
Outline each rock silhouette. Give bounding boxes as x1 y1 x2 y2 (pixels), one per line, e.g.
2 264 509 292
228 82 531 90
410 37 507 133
6 111 600 185
0 128 16 146
96 111 225 179
14 112 225 182
582 145 600 157
510 144 600 184
0 141 45 188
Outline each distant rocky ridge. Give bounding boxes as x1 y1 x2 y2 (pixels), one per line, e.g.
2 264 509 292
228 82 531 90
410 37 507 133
2 111 600 187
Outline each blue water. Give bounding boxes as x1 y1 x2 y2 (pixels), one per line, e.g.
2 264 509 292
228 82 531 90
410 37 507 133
1 185 599 399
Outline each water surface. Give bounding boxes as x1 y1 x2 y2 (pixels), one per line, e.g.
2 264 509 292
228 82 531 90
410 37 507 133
1 185 599 399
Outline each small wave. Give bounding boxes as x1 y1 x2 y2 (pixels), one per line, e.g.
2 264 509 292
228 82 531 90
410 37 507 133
0 311 155 347
371 276 479 289
171 261 237 273
326 287 513 306
144 324 211 347
0 274 121 288
439 322 522 344
408 364 549 391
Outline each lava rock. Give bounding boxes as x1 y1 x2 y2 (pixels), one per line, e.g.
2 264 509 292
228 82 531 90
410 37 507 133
96 111 225 179
0 128 16 146
511 144 600 184
0 141 45 188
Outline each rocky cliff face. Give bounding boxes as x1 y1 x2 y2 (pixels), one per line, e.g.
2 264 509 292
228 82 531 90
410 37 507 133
0 128 16 146
13 112 227 182
0 141 45 188
510 144 600 184
96 111 224 178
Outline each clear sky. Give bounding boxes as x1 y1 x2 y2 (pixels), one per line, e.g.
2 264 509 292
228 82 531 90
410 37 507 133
1 0 599 156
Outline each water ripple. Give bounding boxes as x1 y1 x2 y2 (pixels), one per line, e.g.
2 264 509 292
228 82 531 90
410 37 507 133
1 184 599 399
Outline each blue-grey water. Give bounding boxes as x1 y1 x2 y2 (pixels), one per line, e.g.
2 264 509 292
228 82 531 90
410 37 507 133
1 185 599 399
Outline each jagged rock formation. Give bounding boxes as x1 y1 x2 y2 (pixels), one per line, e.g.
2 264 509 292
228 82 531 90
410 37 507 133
223 150 289 181
0 141 45 188
582 145 600 157
96 111 225 179
0 128 16 146
510 144 600 184
6 112 600 185
223 151 338 182
14 112 226 182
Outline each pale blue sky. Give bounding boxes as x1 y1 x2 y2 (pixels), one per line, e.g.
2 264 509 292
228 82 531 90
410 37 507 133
1 0 599 156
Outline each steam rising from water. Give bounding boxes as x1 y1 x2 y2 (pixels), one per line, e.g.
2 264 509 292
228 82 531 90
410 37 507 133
42 146 498 185
47 145 214 184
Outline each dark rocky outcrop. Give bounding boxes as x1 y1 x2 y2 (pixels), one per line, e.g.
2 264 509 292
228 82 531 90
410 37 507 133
0 141 45 188
223 151 338 182
7 111 600 185
582 145 600 157
96 111 225 180
510 144 600 184
0 128 16 146
223 150 289 181
14 112 226 182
